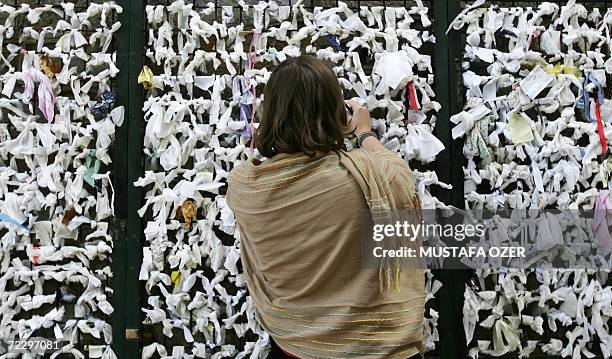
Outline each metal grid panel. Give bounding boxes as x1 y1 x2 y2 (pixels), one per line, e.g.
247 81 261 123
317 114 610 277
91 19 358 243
136 1 444 358
0 0 122 356
449 2 612 359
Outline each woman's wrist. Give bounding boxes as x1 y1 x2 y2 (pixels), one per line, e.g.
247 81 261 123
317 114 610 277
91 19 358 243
360 134 385 151
356 130 377 146
354 127 372 136
355 129 386 151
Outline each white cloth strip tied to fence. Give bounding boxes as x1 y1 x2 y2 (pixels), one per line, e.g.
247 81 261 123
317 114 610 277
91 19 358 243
450 1 612 358
0 1 122 358
136 0 447 357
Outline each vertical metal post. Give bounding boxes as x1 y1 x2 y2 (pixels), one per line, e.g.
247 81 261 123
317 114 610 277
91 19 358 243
126 0 145 357
433 1 451 206
433 1 470 359
113 0 145 358
111 0 130 358
449 0 473 354
447 3 464 209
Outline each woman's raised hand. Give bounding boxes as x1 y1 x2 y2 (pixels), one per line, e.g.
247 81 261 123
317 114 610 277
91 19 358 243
345 100 372 135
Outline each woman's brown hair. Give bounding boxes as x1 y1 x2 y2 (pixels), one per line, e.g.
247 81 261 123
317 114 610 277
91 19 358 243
256 55 348 158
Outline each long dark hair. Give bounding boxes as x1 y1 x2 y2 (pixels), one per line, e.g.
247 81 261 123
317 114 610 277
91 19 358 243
256 55 348 158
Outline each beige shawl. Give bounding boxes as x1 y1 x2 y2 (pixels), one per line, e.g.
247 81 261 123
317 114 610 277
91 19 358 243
227 148 425 359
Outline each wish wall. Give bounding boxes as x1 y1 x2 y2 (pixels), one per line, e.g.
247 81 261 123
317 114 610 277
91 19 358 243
0 0 122 358
450 1 612 358
11 1 612 358
136 0 447 357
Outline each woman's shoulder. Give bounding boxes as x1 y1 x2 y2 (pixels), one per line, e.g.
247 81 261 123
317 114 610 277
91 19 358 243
340 148 410 171
341 148 415 190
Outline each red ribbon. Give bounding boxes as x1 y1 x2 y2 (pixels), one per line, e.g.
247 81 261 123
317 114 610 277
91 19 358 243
595 100 607 153
33 245 39 265
407 81 419 112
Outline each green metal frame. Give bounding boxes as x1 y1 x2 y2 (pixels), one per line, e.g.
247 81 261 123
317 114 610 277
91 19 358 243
110 1 468 358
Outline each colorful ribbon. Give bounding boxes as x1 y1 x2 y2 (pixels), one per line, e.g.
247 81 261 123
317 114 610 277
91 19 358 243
62 207 77 226
267 48 279 60
0 213 31 231
90 91 116 119
23 68 56 123
407 81 419 111
84 150 101 187
171 271 181 286
138 65 154 90
240 103 252 137
576 72 604 121
177 200 196 229
526 30 541 50
32 245 40 265
40 54 61 77
576 72 607 153
325 34 346 52
543 64 581 78
596 100 607 153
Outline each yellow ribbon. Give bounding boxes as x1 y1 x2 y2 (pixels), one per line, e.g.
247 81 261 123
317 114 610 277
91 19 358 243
138 65 154 89
170 271 181 286
543 64 581 78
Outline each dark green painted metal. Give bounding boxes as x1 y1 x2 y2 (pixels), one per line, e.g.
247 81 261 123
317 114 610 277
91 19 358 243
448 1 476 358
432 1 471 359
112 1 145 358
111 1 131 358
448 0 465 209
125 0 146 358
433 0 452 205
432 1 454 358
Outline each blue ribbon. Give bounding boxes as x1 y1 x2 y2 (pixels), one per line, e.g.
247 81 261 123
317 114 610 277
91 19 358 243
325 35 346 52
0 213 31 231
240 103 252 137
267 48 279 59
576 72 604 122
